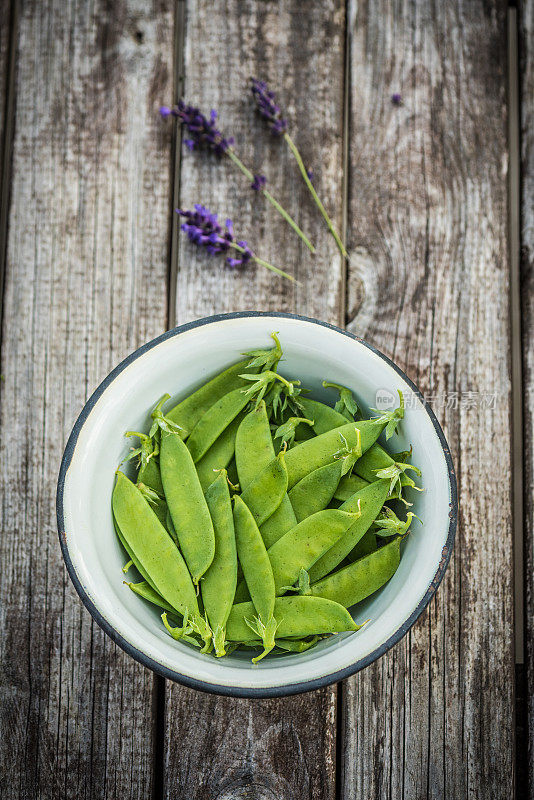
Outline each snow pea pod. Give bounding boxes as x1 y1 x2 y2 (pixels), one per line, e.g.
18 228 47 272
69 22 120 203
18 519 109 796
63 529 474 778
113 514 158 591
235 401 274 488
288 460 344 522
240 451 288 527
240 636 321 653
159 430 215 584
284 420 385 489
233 495 277 660
235 401 297 548
298 397 348 434
334 473 369 502
268 509 360 594
186 387 252 463
138 457 164 494
226 595 360 641
165 359 251 437
195 412 244 491
126 580 175 614
308 478 391 583
310 538 401 607
112 472 199 618
347 529 377 561
201 471 237 656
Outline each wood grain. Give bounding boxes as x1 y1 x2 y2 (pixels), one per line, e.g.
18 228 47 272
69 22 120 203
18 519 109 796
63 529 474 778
343 2 514 798
0 0 174 796
520 1 534 795
165 2 346 798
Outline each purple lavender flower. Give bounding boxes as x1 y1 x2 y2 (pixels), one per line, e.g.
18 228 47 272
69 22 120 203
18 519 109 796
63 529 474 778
251 174 267 191
391 93 403 106
176 205 295 281
160 102 234 156
250 79 287 135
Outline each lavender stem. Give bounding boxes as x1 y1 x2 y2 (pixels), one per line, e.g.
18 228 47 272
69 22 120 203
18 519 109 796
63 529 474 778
226 149 315 254
229 241 299 284
283 133 347 259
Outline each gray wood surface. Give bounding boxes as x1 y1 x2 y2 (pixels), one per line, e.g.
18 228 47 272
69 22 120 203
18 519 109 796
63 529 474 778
164 2 346 798
520 1 534 796
343 1 514 798
0 0 174 796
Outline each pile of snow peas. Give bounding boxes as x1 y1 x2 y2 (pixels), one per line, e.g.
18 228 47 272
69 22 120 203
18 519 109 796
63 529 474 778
112 333 422 661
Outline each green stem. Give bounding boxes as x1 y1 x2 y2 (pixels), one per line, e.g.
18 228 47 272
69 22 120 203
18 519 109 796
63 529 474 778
226 149 315 254
229 242 300 284
283 132 347 259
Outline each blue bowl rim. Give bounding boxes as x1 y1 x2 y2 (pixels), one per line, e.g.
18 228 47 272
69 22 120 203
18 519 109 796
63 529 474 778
57 311 458 699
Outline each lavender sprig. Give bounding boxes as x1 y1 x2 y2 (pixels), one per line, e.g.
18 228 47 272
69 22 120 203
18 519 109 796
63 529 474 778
160 102 315 254
177 205 298 283
250 79 347 259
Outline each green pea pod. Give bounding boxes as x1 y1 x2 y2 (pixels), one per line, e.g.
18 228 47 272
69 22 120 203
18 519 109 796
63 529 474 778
239 636 321 653
233 495 277 661
186 387 252 463
235 401 274 488
354 444 421 497
226 595 360 641
268 509 361 594
310 537 401 607
195 412 244 491
298 397 348 434
136 482 168 528
112 472 199 618
235 401 297 549
159 431 215 584
113 514 159 592
284 419 389 489
347 529 377 561
165 359 252 438
201 471 238 656
308 478 391 583
138 457 164 494
126 580 176 614
240 451 288 526
289 460 344 522
334 473 369 502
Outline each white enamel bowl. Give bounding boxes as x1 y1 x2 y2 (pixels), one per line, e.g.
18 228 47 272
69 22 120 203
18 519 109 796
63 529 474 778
57 313 457 697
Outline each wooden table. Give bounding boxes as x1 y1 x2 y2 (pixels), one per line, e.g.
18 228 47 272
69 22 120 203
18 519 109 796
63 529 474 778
0 1 531 797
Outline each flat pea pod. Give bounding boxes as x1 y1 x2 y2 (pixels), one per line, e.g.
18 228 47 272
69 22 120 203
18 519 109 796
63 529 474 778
138 457 164 494
159 431 215 584
195 412 244 491
226 595 360 641
348 529 377 561
114 514 158 591
284 420 385 489
187 387 251 463
310 538 401 607
240 451 288 527
334 473 369 502
235 401 274 488
201 471 237 656
289 460 344 522
308 478 391 583
268 509 361 594
233 495 277 660
239 636 321 653
299 397 348 434
166 359 251 437
235 401 297 548
112 472 199 618
126 580 176 614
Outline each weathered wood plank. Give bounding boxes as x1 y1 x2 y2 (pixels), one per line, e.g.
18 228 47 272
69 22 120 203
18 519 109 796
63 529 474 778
0 1 174 796
520 1 534 795
165 2 346 798
0 0 17 307
344 2 514 798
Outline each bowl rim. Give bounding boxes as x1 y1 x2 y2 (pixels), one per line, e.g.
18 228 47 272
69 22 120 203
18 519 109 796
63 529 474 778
57 311 458 698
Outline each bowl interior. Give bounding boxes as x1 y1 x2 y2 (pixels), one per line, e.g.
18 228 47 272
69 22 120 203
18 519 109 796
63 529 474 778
59 315 455 694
